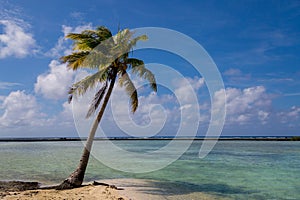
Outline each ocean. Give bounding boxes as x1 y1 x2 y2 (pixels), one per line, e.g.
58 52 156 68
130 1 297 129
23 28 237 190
0 140 299 199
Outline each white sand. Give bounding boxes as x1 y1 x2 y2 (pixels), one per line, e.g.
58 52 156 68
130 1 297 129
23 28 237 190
1 179 228 200
2 184 126 200
102 179 228 200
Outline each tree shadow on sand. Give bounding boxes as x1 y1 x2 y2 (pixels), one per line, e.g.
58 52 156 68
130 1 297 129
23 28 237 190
123 180 259 198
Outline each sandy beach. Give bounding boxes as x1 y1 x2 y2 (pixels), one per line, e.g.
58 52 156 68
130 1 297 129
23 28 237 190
102 179 227 200
1 185 126 200
0 179 228 200
0 181 128 200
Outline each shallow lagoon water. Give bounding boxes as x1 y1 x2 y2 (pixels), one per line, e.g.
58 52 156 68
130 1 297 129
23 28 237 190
0 140 299 199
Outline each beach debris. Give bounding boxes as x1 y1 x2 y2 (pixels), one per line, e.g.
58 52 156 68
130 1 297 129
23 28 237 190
92 181 122 190
0 181 40 192
92 181 110 186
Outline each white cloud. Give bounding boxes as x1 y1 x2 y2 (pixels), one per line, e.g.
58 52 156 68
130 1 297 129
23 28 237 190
0 81 21 89
286 106 300 118
101 76 204 137
179 104 192 110
214 86 271 125
174 77 204 102
258 110 269 124
46 36 67 58
107 82 167 137
35 60 74 100
53 101 76 127
0 20 37 58
0 96 5 102
278 106 300 125
0 91 45 128
46 24 93 58
236 114 250 123
223 68 242 76
226 86 269 114
0 90 78 136
62 24 93 36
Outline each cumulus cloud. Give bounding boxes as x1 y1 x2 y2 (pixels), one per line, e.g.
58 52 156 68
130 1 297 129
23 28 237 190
258 110 269 124
214 86 271 124
174 77 204 102
0 96 5 102
173 77 204 129
0 20 37 58
286 106 300 118
46 36 67 58
0 90 78 136
0 91 45 128
99 76 204 137
106 82 167 137
46 24 93 57
278 106 300 125
35 60 74 100
53 101 76 127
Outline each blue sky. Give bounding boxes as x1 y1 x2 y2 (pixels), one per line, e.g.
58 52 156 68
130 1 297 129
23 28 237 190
0 0 299 137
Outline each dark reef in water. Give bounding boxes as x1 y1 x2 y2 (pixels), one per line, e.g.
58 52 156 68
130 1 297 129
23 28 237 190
0 136 298 142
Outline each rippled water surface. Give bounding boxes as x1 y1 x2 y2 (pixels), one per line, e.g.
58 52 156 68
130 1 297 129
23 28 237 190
1 140 299 199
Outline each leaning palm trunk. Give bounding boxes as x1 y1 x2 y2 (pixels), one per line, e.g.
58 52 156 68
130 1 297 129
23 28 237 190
57 26 156 190
57 73 117 190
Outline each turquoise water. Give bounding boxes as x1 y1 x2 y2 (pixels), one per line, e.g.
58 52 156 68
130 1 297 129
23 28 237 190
0 140 299 199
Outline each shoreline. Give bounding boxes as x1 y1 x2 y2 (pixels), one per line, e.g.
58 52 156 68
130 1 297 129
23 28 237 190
0 136 298 142
0 179 227 200
0 180 128 200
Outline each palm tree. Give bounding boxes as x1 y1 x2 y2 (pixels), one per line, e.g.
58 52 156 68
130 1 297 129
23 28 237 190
57 26 157 189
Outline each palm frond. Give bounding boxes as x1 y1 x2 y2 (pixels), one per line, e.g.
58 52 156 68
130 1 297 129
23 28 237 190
67 87 75 103
61 50 114 70
126 58 143 67
70 67 110 97
73 39 99 51
86 82 107 118
66 27 113 52
113 29 132 44
112 33 147 62
141 68 157 92
63 26 154 115
126 58 157 92
84 50 113 70
111 29 134 56
118 71 138 113
66 33 94 40
61 51 90 70
67 27 112 42
128 34 148 49
68 94 73 104
95 26 113 40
